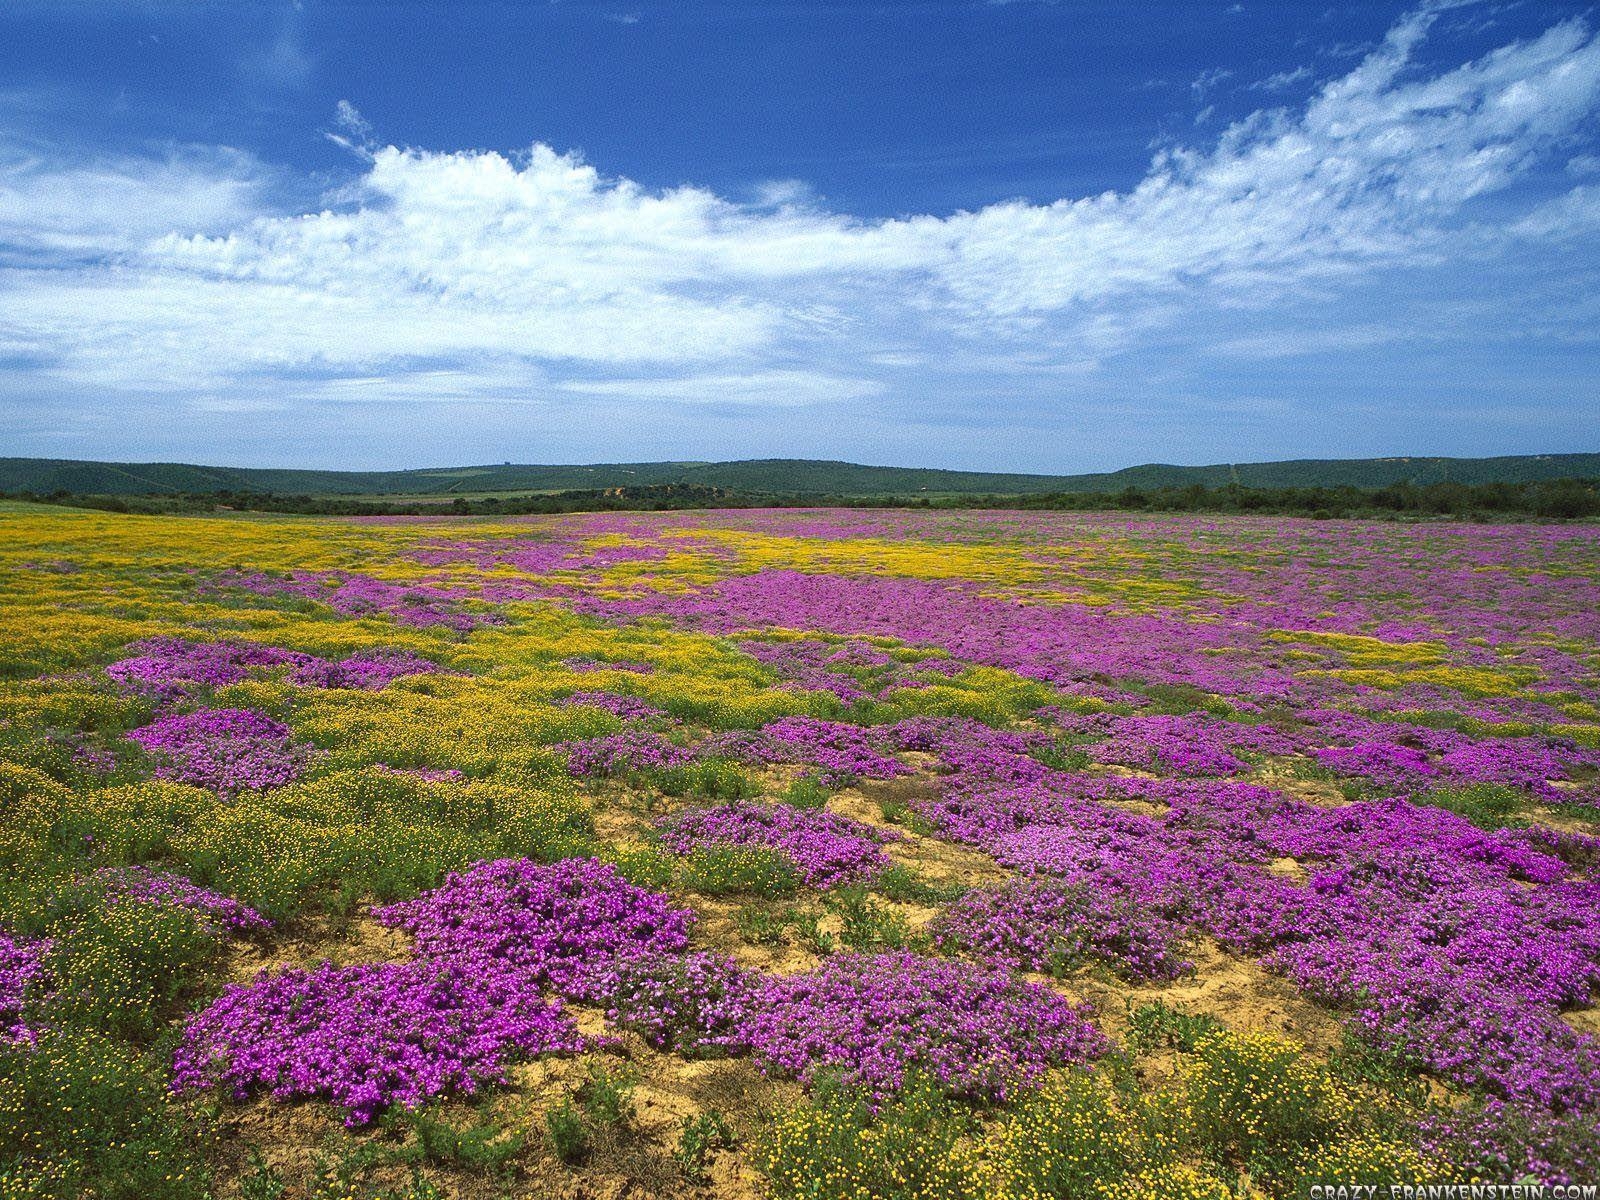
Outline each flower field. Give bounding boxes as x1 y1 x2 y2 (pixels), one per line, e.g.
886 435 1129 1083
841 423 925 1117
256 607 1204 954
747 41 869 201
1 501 1598 1198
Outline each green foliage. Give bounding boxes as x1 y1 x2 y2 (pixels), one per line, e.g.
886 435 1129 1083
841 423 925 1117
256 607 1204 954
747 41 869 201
791 910 837 955
986 1068 1171 1200
732 905 791 944
545 1102 589 1165
827 887 916 952
777 775 831 810
675 1111 734 1183
237 1150 287 1200
647 759 761 800
45 891 223 1042
679 845 801 898
1413 782 1525 830
757 1073 982 1200
872 864 966 905
383 1104 525 1175
603 843 678 890
577 1061 637 1128
1125 1001 1223 1054
0 1026 210 1200
1181 1029 1349 1178
1030 738 1093 772
876 796 937 836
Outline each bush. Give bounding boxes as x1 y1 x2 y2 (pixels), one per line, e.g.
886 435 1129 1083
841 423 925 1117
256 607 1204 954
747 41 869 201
778 776 831 810
648 759 762 801
577 1061 637 1127
679 845 801 897
0 1026 210 1200
981 1068 1169 1200
384 1104 525 1175
1125 1002 1223 1054
828 887 916 952
676 1111 734 1182
46 892 224 1041
756 1074 985 1200
1180 1029 1351 1179
546 1102 588 1164
1413 782 1524 830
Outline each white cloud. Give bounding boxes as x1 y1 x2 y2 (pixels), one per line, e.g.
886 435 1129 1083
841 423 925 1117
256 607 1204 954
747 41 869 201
1247 65 1313 92
1 6 1599 413
559 370 886 407
0 143 270 256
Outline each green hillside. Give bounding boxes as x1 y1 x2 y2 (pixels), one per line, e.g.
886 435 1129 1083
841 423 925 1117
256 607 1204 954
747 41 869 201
1 453 1597 499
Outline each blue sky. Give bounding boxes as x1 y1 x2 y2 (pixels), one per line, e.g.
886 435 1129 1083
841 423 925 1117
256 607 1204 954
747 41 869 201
2 0 1599 472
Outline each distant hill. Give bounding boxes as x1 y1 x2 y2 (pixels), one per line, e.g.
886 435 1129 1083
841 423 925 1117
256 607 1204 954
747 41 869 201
2 453 1597 498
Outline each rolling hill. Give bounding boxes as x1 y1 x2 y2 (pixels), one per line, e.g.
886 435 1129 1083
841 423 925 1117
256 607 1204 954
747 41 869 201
1 453 1597 499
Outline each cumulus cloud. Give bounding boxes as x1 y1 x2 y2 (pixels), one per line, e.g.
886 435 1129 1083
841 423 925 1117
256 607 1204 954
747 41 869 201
1 4 1599 415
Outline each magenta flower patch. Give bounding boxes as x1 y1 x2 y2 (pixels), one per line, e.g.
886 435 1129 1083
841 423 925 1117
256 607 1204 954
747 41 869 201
654 800 899 888
172 959 585 1124
745 951 1107 1101
126 707 312 796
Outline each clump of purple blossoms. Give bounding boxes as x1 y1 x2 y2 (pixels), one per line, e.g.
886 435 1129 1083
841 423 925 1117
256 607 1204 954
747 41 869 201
559 731 695 777
758 717 907 784
89 866 271 933
1309 742 1438 789
107 637 445 701
931 878 1191 981
746 951 1107 1101
286 649 444 690
654 801 900 889
563 691 668 720
106 637 303 702
126 707 312 797
1050 711 1295 776
0 933 51 1045
209 570 500 634
373 857 697 998
595 951 760 1056
172 959 585 1125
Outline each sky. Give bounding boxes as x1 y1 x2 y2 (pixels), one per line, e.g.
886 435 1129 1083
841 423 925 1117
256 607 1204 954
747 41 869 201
2 0 1599 473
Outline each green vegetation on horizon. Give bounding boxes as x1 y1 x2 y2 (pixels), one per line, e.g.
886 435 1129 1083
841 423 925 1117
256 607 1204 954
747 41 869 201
3 452 1599 499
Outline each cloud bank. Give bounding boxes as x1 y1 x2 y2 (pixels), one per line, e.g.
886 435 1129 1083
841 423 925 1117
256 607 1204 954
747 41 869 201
2 5 1599 463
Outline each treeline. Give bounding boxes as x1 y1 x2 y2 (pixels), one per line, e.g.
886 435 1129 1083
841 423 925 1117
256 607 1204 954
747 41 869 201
6 476 1599 520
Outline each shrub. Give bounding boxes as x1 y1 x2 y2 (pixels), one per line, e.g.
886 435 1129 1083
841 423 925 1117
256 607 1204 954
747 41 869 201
546 1101 588 1164
0 1026 210 1200
577 1061 637 1127
778 776 831 810
1125 1002 1223 1054
679 845 801 898
756 1074 985 1200
1180 1029 1351 1179
733 906 791 944
980 1069 1173 1200
387 1104 525 1175
676 1110 734 1182
46 893 224 1041
828 887 916 952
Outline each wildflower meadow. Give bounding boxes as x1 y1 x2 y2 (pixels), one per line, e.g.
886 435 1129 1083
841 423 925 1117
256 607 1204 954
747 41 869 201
2 501 1598 1198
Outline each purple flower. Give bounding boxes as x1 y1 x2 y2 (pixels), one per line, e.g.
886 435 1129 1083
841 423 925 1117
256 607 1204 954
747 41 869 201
126 707 312 796
373 857 697 997
172 959 584 1124
745 951 1107 1101
655 801 899 889
89 866 271 933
